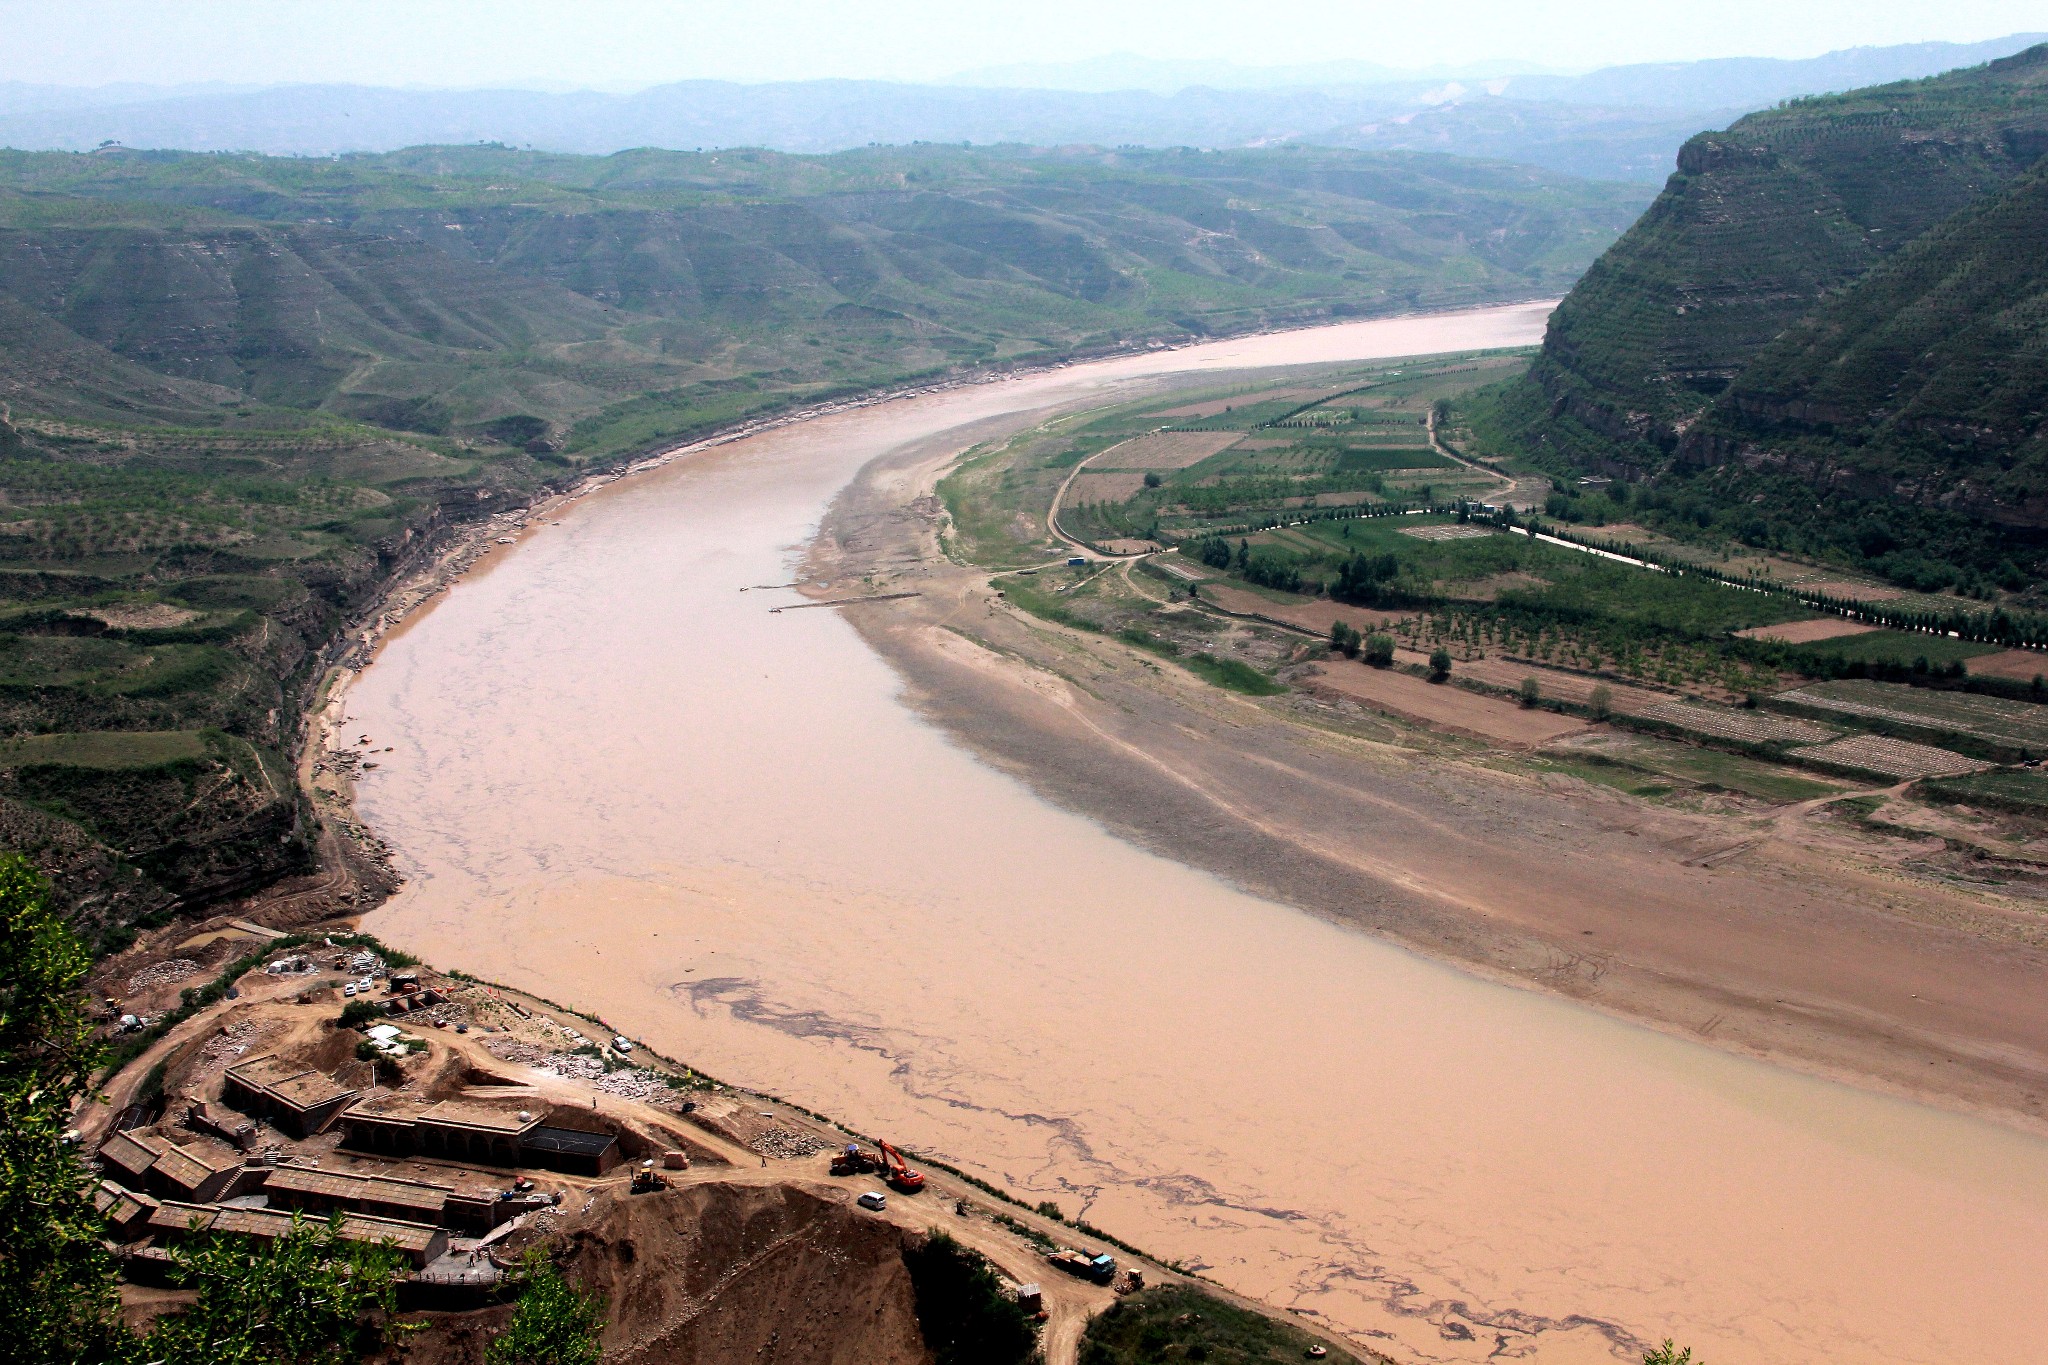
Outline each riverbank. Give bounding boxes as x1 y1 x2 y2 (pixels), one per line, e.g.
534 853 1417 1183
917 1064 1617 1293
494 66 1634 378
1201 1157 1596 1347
323 306 2048 1365
810 407 2048 1138
232 308 1550 939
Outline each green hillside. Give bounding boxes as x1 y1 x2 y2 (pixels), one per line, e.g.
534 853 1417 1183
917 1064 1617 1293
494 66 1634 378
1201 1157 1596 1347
0 140 1647 937
0 143 1647 453
1473 44 2048 591
1702 163 2048 504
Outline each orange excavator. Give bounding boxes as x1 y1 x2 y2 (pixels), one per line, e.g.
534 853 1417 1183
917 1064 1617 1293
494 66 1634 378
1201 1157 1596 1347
877 1140 925 1193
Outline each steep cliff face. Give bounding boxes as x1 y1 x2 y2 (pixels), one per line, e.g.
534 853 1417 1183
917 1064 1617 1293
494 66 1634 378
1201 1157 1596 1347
390 1184 934 1365
1515 44 2048 489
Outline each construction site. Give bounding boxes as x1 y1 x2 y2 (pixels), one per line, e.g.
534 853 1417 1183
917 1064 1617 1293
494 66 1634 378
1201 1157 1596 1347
82 916 1357 1365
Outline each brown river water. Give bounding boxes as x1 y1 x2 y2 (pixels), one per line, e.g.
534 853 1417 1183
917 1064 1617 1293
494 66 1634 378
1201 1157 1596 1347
359 304 2048 1364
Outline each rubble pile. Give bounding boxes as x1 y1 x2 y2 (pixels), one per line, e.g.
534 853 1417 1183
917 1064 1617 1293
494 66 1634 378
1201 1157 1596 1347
196 1019 281 1073
481 1037 551 1066
750 1127 827 1159
591 1068 662 1101
127 958 201 993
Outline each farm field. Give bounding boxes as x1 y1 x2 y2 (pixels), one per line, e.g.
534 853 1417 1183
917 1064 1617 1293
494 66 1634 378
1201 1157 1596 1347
943 361 2048 841
1968 648 2048 682
1796 735 1994 780
1306 661 1590 746
1774 679 2048 754
1736 619 1877 644
1922 767 2048 813
1632 701 1836 746
1551 733 1847 803
1784 630 1998 669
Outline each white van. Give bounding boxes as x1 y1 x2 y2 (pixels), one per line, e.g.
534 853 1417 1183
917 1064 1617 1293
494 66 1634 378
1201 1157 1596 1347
856 1190 887 1212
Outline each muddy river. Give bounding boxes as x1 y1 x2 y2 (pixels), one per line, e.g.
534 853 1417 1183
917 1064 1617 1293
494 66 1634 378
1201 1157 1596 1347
359 303 2048 1364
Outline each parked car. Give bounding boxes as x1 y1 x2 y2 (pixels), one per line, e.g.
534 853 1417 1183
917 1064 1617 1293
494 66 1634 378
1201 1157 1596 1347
856 1190 887 1211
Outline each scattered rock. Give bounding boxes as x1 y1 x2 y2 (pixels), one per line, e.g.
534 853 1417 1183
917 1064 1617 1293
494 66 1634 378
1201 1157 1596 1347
128 958 201 993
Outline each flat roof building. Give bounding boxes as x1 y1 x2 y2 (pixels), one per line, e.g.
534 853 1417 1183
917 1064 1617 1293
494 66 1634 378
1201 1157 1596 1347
520 1125 622 1177
262 1166 452 1225
222 1056 359 1138
144 1200 448 1269
99 1130 239 1204
94 1180 160 1240
339 1097 544 1166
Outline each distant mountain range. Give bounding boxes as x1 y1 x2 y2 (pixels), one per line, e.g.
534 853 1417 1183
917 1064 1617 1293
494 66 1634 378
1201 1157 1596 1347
0 34 2041 184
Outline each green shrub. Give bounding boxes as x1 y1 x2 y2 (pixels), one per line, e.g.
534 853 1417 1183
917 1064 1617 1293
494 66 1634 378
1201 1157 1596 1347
1080 1286 1356 1364
489 1250 605 1365
1429 646 1453 680
1364 633 1395 667
904 1233 1038 1365
337 1000 384 1030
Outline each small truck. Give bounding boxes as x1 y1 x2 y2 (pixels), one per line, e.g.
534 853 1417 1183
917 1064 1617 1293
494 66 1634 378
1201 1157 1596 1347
1047 1247 1117 1283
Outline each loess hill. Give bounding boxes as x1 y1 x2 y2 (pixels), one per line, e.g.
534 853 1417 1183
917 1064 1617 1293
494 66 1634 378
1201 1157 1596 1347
0 140 1646 941
1482 44 2048 591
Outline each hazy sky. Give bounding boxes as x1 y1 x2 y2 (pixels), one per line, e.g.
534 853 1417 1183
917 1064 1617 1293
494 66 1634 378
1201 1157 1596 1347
3 0 2043 88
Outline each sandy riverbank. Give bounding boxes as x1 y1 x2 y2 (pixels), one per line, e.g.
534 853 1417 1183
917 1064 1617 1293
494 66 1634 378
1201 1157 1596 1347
335 306 2048 1364
810 423 2048 1136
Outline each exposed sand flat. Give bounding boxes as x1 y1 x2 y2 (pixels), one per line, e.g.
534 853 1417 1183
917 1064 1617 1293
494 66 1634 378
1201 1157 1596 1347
348 305 2048 1365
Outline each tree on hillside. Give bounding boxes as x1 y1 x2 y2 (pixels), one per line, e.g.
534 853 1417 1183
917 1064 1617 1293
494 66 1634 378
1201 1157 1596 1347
1429 646 1453 680
1363 634 1395 667
903 1232 1038 1365
0 856 418 1365
489 1249 607 1365
142 1215 408 1365
0 855 130 1365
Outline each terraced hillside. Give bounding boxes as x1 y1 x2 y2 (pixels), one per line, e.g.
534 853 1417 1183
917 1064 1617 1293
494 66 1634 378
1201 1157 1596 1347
1476 44 2048 591
0 141 1647 941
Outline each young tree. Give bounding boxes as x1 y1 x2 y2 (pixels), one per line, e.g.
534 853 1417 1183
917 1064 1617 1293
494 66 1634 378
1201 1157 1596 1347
142 1214 409 1365
1588 684 1613 720
1363 634 1395 667
1428 646 1452 681
489 1249 607 1365
1519 676 1541 708
0 856 130 1365
1643 1343 1697 1365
